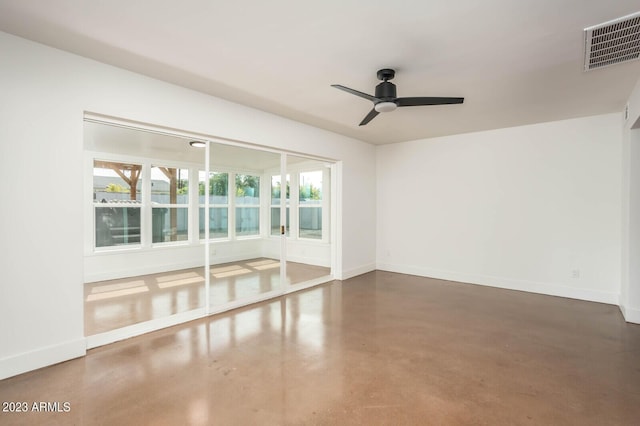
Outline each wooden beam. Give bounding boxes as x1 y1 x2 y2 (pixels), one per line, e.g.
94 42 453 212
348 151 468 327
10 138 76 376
94 161 141 200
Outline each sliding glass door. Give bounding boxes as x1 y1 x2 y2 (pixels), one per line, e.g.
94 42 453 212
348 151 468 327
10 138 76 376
84 117 336 347
284 154 332 287
206 142 282 311
84 121 207 338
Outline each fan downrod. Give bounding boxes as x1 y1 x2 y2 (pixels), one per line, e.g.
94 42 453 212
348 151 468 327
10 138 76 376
377 68 395 81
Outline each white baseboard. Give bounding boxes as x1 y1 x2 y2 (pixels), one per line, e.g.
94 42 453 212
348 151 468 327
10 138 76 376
376 262 620 305
619 303 640 324
0 338 86 380
340 263 376 280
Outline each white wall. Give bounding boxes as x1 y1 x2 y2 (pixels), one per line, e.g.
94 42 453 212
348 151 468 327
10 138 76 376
377 114 622 304
0 32 376 379
621 76 640 323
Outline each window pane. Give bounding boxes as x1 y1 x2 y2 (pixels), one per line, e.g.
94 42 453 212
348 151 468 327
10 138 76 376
95 206 141 247
271 175 290 206
270 207 290 236
236 174 260 205
199 171 229 240
299 170 322 205
236 207 259 236
93 160 142 202
299 207 322 239
151 166 189 204
152 207 189 243
199 207 228 239
199 172 228 204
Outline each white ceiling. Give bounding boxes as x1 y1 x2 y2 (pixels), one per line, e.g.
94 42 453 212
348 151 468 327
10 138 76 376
1 0 639 145
84 121 320 170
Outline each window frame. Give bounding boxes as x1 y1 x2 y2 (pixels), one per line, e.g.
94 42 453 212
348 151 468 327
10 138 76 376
198 170 230 241
268 165 330 244
198 167 265 242
87 151 330 254
270 173 290 237
149 164 191 245
92 158 144 251
89 152 199 252
234 173 261 238
298 169 324 241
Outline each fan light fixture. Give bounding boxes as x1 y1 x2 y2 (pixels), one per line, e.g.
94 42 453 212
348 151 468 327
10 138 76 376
189 140 206 148
374 101 397 113
332 68 464 126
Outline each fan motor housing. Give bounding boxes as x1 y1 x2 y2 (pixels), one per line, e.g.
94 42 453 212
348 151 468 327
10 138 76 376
375 81 397 100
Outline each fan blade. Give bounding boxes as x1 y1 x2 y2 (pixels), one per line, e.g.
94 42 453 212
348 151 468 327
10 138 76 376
396 97 464 107
331 84 377 102
359 108 379 126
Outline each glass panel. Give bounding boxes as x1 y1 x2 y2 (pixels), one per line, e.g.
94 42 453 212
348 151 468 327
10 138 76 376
235 174 260 236
209 142 281 309
299 170 323 240
270 207 290 236
150 166 190 244
199 171 229 240
271 174 289 205
93 160 142 203
151 166 189 204
93 160 143 248
286 155 332 286
84 121 206 338
299 207 322 239
236 207 259 236
271 174 290 236
299 170 322 203
236 174 260 204
199 207 229 239
209 172 229 204
95 206 141 247
152 207 189 242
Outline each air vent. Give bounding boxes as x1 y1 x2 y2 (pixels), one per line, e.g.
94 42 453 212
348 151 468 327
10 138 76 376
584 11 640 71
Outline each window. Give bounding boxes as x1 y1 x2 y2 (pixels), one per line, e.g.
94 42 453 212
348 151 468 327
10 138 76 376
151 166 189 243
92 158 328 249
235 174 260 236
271 174 290 236
299 171 323 239
199 171 229 239
93 160 142 248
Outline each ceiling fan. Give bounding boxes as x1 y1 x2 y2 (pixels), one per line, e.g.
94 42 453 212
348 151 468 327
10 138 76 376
332 69 464 126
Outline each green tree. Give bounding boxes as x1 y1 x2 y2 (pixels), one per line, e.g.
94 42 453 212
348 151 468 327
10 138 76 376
199 173 228 196
300 184 321 200
310 185 321 200
271 180 289 199
236 174 259 197
211 173 228 195
177 179 188 195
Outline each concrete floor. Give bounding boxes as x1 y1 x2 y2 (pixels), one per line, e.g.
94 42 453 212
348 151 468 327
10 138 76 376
2 270 640 425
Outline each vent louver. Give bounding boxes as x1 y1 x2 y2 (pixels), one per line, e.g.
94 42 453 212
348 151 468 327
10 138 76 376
584 11 640 71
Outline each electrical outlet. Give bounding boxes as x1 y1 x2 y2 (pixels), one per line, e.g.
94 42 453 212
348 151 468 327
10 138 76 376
572 269 580 279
